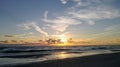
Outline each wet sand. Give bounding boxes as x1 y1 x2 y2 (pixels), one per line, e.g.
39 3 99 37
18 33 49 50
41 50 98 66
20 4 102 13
5 52 120 67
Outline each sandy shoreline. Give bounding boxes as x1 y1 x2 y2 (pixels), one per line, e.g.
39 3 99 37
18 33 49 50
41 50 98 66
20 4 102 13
4 52 120 67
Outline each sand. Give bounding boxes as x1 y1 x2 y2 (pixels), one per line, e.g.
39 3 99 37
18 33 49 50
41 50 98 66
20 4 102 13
5 52 120 67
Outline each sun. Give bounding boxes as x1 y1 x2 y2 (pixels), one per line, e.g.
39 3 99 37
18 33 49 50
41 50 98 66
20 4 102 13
57 34 67 46
61 37 67 43
50 34 68 46
59 34 67 42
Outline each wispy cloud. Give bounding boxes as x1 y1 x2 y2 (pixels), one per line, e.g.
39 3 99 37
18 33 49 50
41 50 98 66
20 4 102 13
44 11 48 20
105 25 120 31
68 7 120 25
73 0 101 7
60 0 68 4
89 29 120 40
18 0 120 40
18 22 48 37
43 11 81 32
44 0 120 32
67 0 120 25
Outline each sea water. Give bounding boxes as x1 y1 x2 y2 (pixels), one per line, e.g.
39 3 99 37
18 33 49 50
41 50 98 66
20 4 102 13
0 44 120 66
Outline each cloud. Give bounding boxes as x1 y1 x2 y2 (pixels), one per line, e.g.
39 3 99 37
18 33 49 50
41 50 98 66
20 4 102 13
11 40 17 42
44 11 48 20
87 20 95 25
67 0 120 25
69 7 120 20
0 40 8 43
89 29 120 40
44 0 120 32
105 25 120 31
4 35 14 37
43 11 81 32
60 0 68 4
19 22 48 37
73 0 101 7
18 0 120 39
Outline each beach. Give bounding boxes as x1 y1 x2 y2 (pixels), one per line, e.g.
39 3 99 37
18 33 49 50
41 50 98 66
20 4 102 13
5 52 120 67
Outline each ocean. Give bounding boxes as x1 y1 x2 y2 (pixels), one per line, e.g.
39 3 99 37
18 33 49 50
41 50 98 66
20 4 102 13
0 44 120 66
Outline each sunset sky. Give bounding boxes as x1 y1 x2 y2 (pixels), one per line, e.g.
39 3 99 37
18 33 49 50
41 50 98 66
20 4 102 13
0 0 120 45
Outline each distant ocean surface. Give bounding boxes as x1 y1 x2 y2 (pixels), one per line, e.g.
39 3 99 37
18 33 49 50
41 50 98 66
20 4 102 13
0 44 120 66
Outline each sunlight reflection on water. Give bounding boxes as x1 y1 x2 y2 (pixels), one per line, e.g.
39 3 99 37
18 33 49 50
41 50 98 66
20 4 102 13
58 52 67 59
40 50 113 61
0 50 115 66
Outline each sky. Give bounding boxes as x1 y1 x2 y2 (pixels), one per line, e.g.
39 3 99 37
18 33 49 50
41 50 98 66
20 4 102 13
0 0 120 45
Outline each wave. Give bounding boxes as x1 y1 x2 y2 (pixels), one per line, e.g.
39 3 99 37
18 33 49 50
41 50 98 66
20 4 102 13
0 45 120 58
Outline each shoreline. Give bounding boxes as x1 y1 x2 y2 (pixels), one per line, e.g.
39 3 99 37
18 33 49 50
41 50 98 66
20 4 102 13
4 52 120 67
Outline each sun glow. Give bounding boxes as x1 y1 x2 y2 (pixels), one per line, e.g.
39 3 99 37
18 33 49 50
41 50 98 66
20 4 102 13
56 34 68 46
60 36 67 43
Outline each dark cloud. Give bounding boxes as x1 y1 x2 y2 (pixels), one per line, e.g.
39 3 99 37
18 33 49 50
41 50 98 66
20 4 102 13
0 40 8 43
11 40 17 42
4 35 14 37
